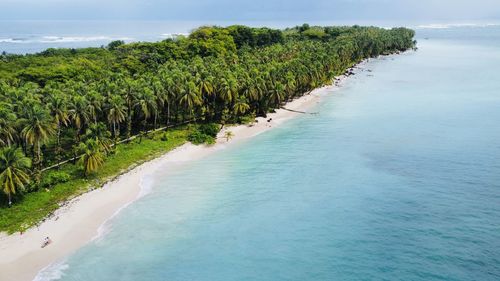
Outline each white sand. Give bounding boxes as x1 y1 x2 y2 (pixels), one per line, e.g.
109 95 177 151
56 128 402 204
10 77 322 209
0 84 340 281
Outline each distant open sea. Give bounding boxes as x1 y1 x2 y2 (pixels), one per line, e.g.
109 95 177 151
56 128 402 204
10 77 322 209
27 23 500 280
1 20 498 54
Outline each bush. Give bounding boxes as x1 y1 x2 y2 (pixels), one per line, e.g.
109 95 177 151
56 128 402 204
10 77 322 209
239 114 256 124
198 123 220 137
40 171 71 189
188 131 215 145
161 132 169 141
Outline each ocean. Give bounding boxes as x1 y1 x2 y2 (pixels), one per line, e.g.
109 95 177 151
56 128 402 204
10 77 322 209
2 20 497 54
30 24 500 280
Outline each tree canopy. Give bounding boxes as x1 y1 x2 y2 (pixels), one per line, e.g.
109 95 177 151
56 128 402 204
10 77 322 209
0 24 416 206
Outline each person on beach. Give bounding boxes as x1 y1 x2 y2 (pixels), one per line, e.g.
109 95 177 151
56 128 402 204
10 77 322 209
41 236 52 248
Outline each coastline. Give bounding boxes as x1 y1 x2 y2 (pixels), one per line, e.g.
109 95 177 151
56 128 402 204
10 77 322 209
0 78 348 281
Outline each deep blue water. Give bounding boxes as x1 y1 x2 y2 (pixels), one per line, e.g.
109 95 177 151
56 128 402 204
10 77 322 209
35 26 500 281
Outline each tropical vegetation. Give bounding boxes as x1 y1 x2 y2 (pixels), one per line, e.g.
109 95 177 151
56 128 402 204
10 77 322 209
0 24 415 232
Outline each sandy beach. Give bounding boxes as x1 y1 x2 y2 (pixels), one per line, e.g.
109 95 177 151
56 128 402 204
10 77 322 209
0 82 345 281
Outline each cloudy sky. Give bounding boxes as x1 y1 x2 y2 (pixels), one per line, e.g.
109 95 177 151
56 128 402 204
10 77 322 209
2 0 500 23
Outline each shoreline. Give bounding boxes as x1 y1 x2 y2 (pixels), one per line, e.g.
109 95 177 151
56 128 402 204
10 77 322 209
0 76 351 281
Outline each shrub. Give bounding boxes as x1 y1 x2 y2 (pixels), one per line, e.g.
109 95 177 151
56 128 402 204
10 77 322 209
161 132 169 141
40 171 71 189
239 114 256 124
198 123 220 137
188 131 215 145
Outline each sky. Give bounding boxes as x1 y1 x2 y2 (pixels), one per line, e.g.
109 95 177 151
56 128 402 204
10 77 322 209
1 0 500 23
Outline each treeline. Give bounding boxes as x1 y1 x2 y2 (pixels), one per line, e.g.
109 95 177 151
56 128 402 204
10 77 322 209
0 24 415 206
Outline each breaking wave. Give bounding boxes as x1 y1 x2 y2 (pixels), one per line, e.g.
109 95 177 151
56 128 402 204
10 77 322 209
33 175 155 280
0 35 133 44
416 23 500 29
93 175 154 243
33 260 69 281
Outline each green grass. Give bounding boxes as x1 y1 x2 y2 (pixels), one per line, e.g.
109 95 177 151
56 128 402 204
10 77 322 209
0 127 191 234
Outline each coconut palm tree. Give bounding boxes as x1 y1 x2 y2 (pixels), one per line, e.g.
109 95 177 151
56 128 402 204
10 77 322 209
134 88 158 141
106 95 127 140
21 106 55 171
86 90 104 125
224 131 234 142
219 76 238 105
69 95 90 142
284 72 297 100
121 78 140 141
269 82 285 108
48 93 70 163
233 98 250 117
78 139 104 177
196 73 215 120
149 76 165 129
179 81 202 119
84 122 112 154
0 147 31 206
159 73 176 126
0 106 17 148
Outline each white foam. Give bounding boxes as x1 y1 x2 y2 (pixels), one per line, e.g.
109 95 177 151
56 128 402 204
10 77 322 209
159 33 189 39
0 38 30 43
33 260 69 281
91 199 132 243
40 36 133 43
416 23 500 29
138 175 155 198
0 36 133 44
92 174 155 243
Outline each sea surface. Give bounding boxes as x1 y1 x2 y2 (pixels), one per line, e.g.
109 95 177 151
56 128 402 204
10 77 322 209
1 20 498 54
34 25 500 280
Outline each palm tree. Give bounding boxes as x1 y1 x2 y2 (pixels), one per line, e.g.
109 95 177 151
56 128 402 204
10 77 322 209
121 78 139 141
0 106 17 148
48 94 70 163
134 88 158 141
224 131 234 142
69 95 90 142
179 81 202 120
0 147 31 206
159 73 176 126
21 106 55 172
84 122 112 154
269 82 285 108
219 76 238 105
150 76 165 129
196 74 215 120
78 139 104 177
284 72 297 100
233 98 250 117
106 95 127 141
86 90 104 125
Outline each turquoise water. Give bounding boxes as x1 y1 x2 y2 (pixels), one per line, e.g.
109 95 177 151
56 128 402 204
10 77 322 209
37 27 500 280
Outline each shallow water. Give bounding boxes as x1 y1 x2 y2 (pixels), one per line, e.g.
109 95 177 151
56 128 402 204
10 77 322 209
37 27 500 280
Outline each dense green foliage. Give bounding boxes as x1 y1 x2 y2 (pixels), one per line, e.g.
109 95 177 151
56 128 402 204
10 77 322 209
0 24 415 229
187 123 220 145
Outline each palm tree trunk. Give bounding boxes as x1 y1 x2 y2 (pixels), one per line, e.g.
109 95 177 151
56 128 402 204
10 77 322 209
113 121 118 146
32 141 42 184
167 102 170 126
56 123 61 170
126 115 132 142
